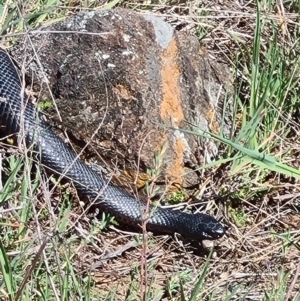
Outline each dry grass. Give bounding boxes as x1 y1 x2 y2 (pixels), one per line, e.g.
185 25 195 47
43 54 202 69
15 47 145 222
0 0 300 300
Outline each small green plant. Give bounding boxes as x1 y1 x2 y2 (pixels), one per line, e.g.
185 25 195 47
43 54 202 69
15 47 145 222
228 207 248 228
264 268 290 301
167 190 185 204
38 99 53 110
167 269 193 298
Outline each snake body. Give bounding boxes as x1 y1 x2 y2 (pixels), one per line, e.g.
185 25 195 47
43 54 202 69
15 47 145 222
0 49 225 240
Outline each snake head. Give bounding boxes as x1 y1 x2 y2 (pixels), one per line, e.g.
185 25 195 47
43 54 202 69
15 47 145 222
188 212 225 241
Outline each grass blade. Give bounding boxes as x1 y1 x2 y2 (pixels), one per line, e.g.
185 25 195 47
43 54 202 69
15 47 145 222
0 239 14 300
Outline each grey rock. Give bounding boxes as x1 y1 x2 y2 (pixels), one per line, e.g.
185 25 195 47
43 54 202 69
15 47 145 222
12 8 233 194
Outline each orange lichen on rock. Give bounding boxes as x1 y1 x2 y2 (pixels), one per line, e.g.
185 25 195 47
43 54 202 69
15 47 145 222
160 38 186 186
165 136 187 186
207 108 220 134
160 38 184 126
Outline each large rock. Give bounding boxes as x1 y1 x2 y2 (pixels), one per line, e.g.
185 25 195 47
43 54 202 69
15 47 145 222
12 8 233 195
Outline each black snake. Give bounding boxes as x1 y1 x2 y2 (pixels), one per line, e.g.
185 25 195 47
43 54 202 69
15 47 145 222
0 48 225 241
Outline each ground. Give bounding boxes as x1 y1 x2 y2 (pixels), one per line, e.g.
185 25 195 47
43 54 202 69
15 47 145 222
0 0 300 300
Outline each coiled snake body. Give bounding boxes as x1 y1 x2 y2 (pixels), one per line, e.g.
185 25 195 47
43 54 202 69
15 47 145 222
0 49 225 240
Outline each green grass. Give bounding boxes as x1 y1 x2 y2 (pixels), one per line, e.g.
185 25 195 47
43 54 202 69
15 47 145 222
0 154 93 300
0 0 300 300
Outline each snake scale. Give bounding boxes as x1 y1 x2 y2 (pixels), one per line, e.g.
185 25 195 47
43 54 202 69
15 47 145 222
0 48 225 240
